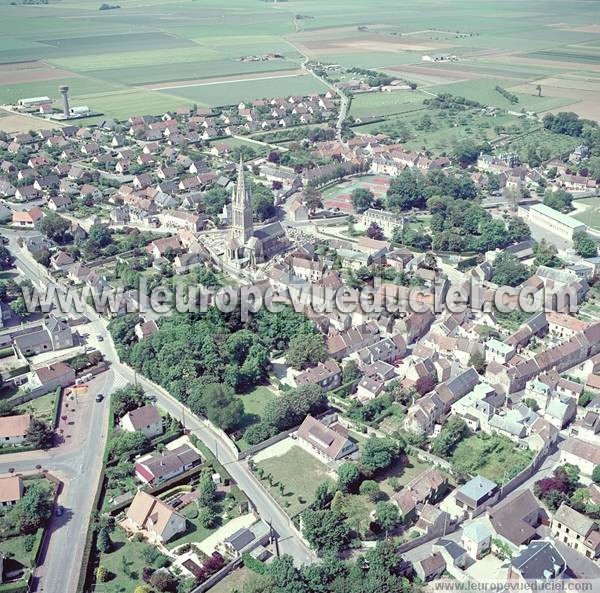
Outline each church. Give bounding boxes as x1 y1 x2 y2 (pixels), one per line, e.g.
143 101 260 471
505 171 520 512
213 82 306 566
225 159 288 267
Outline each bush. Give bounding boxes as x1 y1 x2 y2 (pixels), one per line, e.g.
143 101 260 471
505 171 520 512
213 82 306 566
243 422 278 445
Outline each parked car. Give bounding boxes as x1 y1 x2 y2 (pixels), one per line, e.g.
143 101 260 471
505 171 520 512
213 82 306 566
55 505 63 517
95 393 104 402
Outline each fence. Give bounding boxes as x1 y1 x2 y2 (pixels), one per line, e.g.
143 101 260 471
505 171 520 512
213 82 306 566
237 426 297 461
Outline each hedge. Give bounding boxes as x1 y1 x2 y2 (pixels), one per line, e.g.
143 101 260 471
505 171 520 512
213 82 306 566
51 387 62 429
0 579 30 593
0 444 35 456
242 552 267 575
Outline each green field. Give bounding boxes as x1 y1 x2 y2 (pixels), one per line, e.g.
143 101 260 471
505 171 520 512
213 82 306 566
0 0 598 120
256 445 334 516
451 434 534 484
235 385 277 451
572 197 600 230
350 91 425 118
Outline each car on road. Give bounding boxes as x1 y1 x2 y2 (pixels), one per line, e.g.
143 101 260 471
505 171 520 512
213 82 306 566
147 393 157 402
95 394 104 402
96 335 104 342
55 505 63 517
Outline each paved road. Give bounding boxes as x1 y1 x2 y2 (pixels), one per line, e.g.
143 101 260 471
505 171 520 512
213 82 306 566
4 231 315 586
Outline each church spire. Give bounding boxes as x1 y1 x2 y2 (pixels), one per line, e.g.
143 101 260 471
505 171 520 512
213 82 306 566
230 157 253 244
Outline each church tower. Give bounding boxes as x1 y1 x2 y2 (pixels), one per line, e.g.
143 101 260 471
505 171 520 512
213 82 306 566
230 157 253 244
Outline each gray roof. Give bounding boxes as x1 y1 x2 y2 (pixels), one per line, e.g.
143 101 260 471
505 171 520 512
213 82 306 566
510 540 565 580
435 538 466 560
225 527 255 551
458 475 498 503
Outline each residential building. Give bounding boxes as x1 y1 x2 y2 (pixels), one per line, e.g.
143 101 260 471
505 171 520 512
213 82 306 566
120 404 163 438
551 503 600 559
296 414 358 462
0 476 23 507
455 475 499 518
507 540 566 582
125 491 186 544
0 414 31 445
560 437 600 477
135 445 202 484
295 360 342 392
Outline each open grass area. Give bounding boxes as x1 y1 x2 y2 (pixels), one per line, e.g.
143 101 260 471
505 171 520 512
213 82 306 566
451 434 534 484
234 386 277 451
350 91 425 118
97 527 163 593
572 197 600 230
14 392 57 424
256 445 334 516
0 529 43 569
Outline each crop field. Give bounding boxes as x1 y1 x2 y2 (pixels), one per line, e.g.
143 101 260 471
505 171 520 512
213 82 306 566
0 0 598 120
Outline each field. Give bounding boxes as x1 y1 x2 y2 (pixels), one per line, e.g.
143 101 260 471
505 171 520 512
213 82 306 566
0 1 598 120
234 386 277 451
572 198 600 231
451 434 534 484
256 445 334 517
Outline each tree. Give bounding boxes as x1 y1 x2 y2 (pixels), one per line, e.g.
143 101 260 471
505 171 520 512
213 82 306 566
360 437 401 475
523 397 539 412
198 506 218 529
415 376 435 395
337 462 361 493
12 482 53 534
593 465 600 485
24 418 54 449
313 481 332 509
386 169 426 211
374 501 399 536
468 350 486 373
112 384 147 418
10 296 29 318
107 430 149 459
534 239 561 268
543 189 573 213
149 570 177 592
431 416 468 458
366 222 385 240
205 384 244 431
38 212 71 243
95 565 109 582
303 187 322 212
506 217 530 243
358 480 381 502
342 360 361 385
97 527 113 553
301 509 351 554
574 230 598 258
286 333 327 370
491 252 529 287
199 473 217 506
0 246 13 270
351 188 374 213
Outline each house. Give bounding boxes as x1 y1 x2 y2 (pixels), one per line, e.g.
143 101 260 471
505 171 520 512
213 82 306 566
288 199 309 223
13 316 74 358
455 475 499 518
507 540 566 582
120 404 163 438
296 414 358 462
391 467 447 522
0 476 23 507
462 522 491 559
125 491 186 544
560 437 600 477
50 250 74 271
295 360 342 392
146 236 183 260
551 503 600 559
12 207 44 228
414 552 446 582
432 538 468 575
0 414 31 445
135 319 159 341
32 362 75 392
222 522 270 557
327 322 380 359
356 335 406 366
47 195 71 212
135 445 201 484
486 492 539 550
162 210 206 232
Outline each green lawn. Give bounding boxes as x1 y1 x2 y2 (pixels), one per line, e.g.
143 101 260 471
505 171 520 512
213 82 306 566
234 386 277 451
15 392 57 424
256 445 334 516
0 529 43 569
451 434 534 484
350 91 425 118
572 197 600 230
97 528 163 592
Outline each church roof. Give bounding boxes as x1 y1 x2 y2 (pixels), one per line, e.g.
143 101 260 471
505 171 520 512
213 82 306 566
254 221 284 240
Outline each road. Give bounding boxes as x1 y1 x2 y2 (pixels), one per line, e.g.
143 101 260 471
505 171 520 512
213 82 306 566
3 230 314 591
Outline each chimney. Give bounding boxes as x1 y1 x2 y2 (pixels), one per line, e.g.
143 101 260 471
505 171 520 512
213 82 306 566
59 85 70 117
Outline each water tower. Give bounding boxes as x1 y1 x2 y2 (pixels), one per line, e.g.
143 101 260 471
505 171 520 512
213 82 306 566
58 85 70 118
